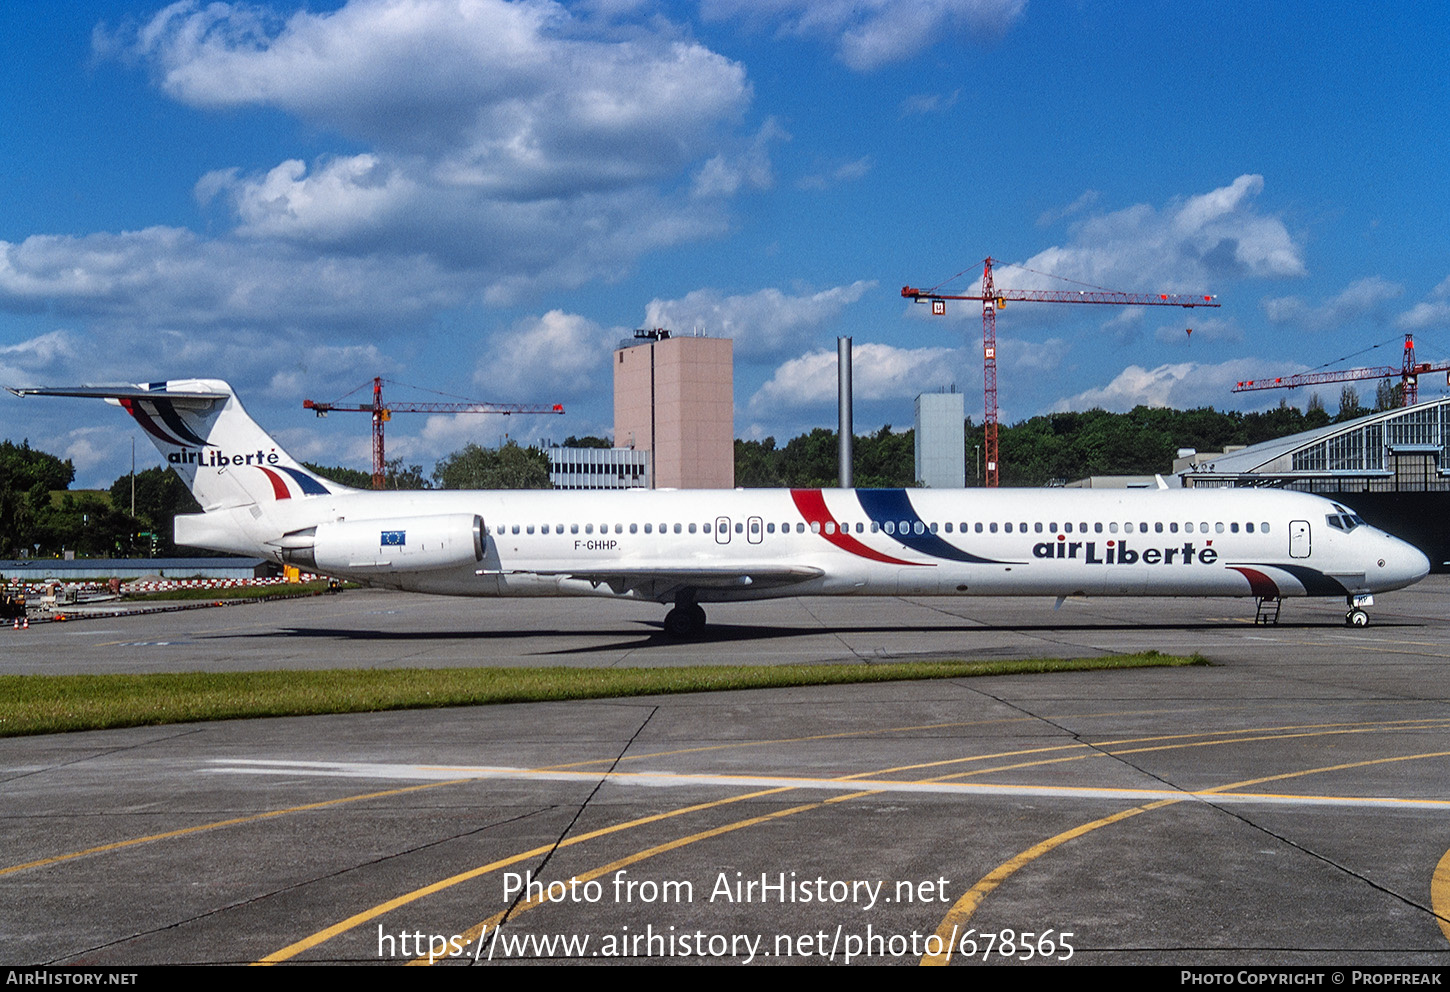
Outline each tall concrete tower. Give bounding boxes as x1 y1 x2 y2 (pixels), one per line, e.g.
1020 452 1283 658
614 330 734 489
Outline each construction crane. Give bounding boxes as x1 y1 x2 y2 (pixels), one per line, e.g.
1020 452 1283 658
902 257 1219 487
1232 334 1450 408
304 377 565 489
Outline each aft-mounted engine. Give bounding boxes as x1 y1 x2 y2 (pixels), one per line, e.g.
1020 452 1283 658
273 513 485 573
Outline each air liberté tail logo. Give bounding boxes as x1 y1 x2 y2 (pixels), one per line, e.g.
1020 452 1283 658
167 447 281 468
1032 536 1219 566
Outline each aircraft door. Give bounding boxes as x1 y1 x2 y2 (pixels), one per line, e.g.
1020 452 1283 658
747 516 763 545
715 516 731 544
1289 519 1311 558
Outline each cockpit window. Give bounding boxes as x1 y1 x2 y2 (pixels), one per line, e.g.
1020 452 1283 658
1325 503 1364 532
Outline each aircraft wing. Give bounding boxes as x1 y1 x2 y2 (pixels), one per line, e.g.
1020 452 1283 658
480 563 824 599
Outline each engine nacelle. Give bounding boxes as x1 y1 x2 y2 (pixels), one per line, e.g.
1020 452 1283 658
281 513 484 573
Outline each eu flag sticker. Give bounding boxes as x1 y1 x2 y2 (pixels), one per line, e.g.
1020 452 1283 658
381 530 407 546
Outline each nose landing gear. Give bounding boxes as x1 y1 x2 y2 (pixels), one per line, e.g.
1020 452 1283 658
1345 593 1374 627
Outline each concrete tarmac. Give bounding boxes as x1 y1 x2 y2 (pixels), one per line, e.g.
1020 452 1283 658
3 580 1449 966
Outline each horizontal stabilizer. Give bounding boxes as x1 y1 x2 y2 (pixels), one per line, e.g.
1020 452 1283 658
8 384 228 405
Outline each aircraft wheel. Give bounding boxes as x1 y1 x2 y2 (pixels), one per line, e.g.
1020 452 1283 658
663 605 707 638
1345 608 1370 627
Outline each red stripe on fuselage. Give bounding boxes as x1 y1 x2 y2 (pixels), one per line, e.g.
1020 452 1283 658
1228 566 1280 598
256 467 291 500
789 489 923 566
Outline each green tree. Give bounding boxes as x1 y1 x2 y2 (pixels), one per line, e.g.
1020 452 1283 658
432 442 551 489
563 435 612 449
109 467 202 556
1337 385 1365 421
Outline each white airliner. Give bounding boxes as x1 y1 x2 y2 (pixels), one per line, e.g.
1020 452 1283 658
9 379 1430 635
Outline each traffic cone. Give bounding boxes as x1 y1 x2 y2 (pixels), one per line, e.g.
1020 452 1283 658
21 617 28 630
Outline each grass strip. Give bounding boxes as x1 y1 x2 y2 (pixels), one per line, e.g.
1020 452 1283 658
0 653 1202 738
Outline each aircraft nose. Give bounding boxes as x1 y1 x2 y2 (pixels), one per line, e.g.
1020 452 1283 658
1381 536 1430 588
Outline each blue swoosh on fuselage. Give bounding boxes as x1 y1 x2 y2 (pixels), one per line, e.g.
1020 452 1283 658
854 489 1009 564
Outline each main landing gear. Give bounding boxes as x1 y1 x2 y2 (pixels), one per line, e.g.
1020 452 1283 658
662 593 707 639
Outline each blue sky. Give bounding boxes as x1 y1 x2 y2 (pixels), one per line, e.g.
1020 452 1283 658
3 0 1447 488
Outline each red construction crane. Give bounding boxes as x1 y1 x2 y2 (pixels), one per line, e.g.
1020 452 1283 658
903 257 1219 487
1232 334 1449 408
304 377 565 489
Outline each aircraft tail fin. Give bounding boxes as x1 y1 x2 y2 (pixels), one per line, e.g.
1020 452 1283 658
8 379 356 511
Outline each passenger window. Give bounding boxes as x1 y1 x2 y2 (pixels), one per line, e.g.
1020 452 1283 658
945 523 953 533
629 523 637 534
1094 522 1103 534
1034 522 1043 533
1246 523 1254 533
1109 522 1118 533
703 523 711 534
825 522 836 535
1261 522 1270 533
688 523 696 534
883 521 895 534
526 525 535 535
511 525 519 535
644 524 652 534
1064 523 1072 533
572 524 580 534
1004 523 1013 533
1231 522 1239 533
915 522 925 535
1215 522 1224 534
673 523 682 534
989 522 998 533
1169 523 1178 533
929 522 938 534
975 522 983 533
810 521 821 534
767 522 775 534
796 523 805 533
1154 522 1163 533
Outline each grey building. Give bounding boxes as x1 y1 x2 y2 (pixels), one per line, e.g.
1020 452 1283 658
914 389 966 488
1180 398 1450 569
547 446 651 490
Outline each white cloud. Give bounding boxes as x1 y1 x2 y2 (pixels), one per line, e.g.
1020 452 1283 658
1013 175 1305 294
691 119 787 198
796 156 872 191
1397 274 1450 331
643 281 876 359
1036 189 1100 228
120 0 750 197
899 89 960 117
1054 358 1291 413
477 309 614 397
1263 275 1404 329
0 227 471 331
701 0 1026 71
79 0 763 311
749 341 960 412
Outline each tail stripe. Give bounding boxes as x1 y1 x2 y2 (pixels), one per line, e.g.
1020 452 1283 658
256 467 292 500
277 467 331 496
119 399 190 448
151 399 211 447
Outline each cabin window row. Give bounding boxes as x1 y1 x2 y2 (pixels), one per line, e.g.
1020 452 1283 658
486 520 1273 537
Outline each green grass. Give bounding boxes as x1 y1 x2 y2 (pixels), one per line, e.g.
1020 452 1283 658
0 653 1204 737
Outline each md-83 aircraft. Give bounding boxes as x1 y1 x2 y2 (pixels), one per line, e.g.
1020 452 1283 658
9 379 1430 636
